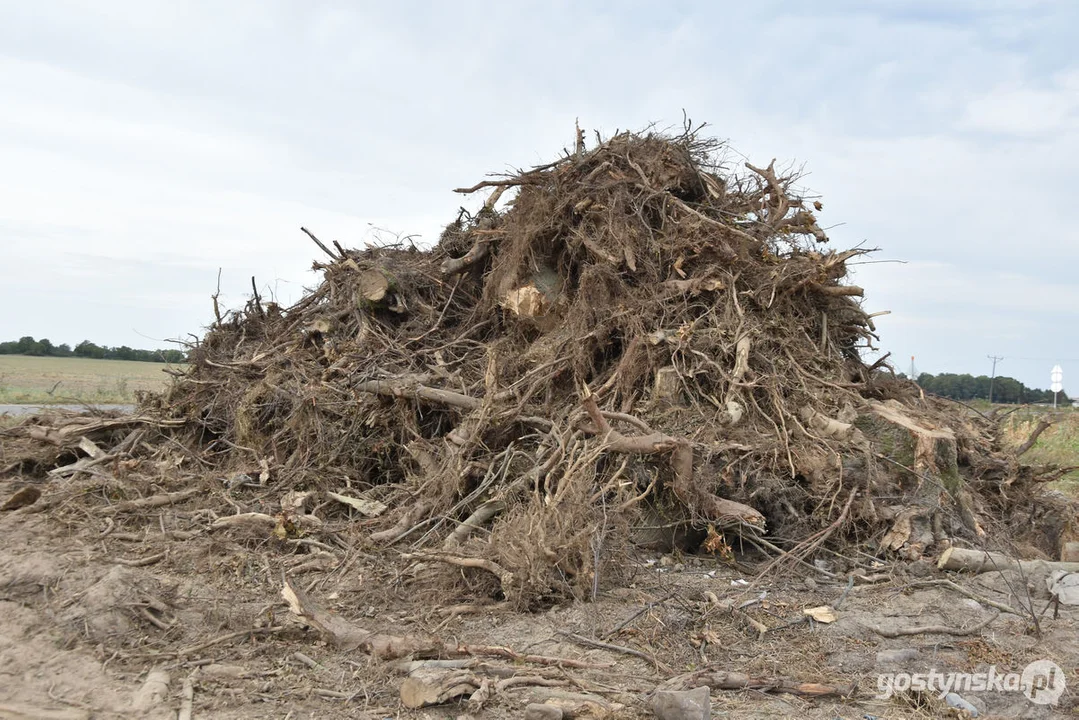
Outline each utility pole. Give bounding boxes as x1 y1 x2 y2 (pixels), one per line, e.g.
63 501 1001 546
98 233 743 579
987 355 1004 404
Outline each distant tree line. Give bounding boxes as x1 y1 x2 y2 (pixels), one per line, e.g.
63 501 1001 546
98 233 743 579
0 336 187 364
914 372 1070 406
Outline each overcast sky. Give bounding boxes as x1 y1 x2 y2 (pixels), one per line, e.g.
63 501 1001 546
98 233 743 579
2 1 1077 389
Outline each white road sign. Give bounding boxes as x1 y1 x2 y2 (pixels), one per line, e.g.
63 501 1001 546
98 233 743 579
1051 365 1063 393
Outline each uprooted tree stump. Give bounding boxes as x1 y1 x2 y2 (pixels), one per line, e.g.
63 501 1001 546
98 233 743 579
6 123 1076 608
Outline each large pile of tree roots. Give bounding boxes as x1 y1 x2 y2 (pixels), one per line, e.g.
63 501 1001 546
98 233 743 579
9 126 1076 606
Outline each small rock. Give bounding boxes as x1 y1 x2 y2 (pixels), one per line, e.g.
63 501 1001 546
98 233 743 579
1 486 41 511
673 563 685 572
132 668 171 711
906 559 933 577
803 576 818 591
691 557 703 567
650 686 710 720
875 648 918 666
201 663 249 680
965 695 987 716
944 692 979 716
524 703 564 720
659 555 675 568
222 472 254 489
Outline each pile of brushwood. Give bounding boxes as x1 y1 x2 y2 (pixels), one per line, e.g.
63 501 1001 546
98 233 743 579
8 125 1077 607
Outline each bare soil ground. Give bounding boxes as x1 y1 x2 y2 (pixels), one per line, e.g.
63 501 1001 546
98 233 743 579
1 472 1075 720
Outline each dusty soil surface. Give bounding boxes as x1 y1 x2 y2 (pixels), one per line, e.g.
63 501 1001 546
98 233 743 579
0 405 135 417
1 474 1075 720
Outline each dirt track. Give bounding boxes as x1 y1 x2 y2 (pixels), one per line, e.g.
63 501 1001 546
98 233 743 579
1 475 1074 719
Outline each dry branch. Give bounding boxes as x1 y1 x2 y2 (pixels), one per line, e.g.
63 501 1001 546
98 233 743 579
665 669 852 697
811 284 863 297
556 631 663 670
352 378 481 410
1016 419 1051 457
442 238 493 276
909 579 1024 616
178 677 194 720
443 499 506 548
868 610 1000 638
97 488 201 516
937 547 1079 575
300 226 339 261
403 551 515 596
581 393 764 528
282 579 603 667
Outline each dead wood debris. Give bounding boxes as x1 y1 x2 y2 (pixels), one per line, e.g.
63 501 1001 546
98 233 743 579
661 669 853 698
4 124 1075 607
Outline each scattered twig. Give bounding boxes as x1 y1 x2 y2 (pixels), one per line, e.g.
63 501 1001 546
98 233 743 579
832 574 855 611
556 631 666 672
908 579 1024 616
868 610 999 638
175 627 285 658
293 652 323 670
663 669 853 697
113 551 167 567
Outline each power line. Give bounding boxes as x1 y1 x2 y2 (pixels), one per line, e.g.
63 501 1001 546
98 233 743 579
987 355 1004 404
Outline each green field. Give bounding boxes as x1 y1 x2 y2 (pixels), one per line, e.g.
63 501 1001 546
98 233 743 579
0 355 178 404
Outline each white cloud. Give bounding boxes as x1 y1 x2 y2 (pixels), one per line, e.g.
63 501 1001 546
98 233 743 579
960 70 1079 134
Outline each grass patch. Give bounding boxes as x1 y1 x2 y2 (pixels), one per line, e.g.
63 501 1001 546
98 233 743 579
0 355 178 405
1002 409 1079 497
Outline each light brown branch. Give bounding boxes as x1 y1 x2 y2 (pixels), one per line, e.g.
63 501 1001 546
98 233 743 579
581 394 764 528
97 488 201 516
441 238 493 276
1016 419 1051 457
868 611 1000 638
352 378 481 410
453 178 527 194
811 284 864 297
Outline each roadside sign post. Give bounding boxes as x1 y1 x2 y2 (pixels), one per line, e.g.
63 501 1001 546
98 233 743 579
1051 365 1063 409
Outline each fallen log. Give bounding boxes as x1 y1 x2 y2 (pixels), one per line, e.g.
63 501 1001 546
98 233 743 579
937 547 1079 575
